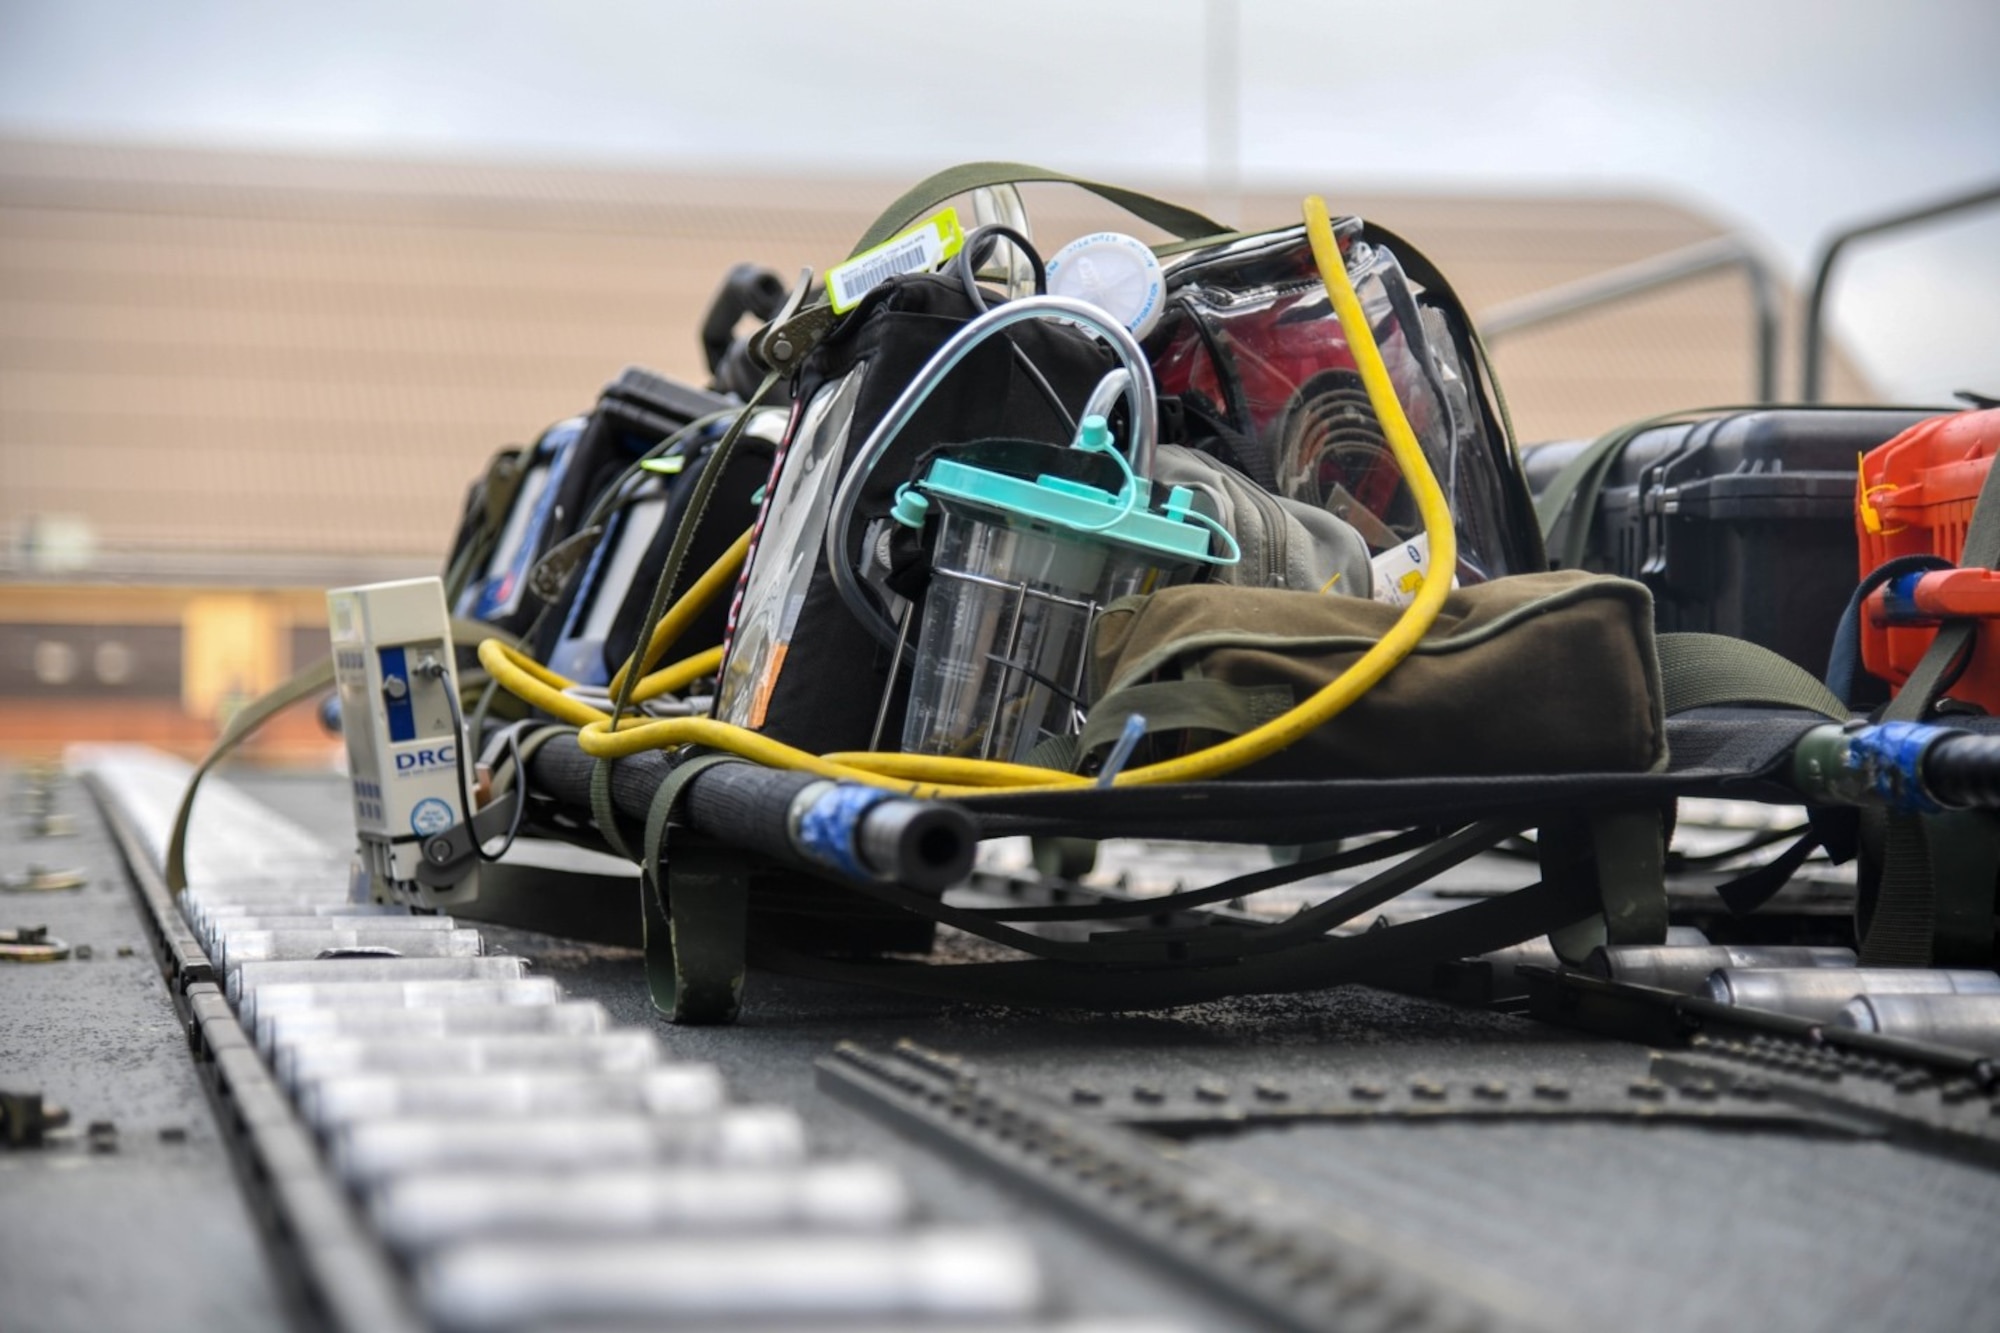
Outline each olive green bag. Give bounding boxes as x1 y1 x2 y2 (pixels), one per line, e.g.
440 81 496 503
1079 570 1667 781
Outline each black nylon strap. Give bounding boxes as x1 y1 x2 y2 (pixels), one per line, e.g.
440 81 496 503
1825 554 1956 708
1716 831 1822 916
750 871 1593 1011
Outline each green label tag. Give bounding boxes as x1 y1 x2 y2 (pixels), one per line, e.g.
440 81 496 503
825 208 965 314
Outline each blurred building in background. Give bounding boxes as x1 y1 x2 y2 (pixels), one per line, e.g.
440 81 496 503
0 137 1874 760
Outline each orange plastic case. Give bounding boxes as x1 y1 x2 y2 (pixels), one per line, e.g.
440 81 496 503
1858 409 2000 712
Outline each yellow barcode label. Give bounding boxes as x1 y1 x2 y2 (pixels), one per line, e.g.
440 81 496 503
826 208 965 314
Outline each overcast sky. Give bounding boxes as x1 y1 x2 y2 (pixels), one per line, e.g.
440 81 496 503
3 0 1995 399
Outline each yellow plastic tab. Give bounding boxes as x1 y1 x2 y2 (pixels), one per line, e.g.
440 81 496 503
1856 451 1901 536
825 208 965 314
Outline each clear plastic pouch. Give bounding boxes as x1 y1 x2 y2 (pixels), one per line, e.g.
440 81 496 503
714 370 865 730
1148 223 1521 584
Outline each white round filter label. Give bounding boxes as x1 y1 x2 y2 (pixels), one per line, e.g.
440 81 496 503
1045 232 1166 338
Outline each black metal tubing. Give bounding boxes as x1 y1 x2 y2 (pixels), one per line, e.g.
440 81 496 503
521 735 978 891
1801 181 2000 402
1926 731 2000 810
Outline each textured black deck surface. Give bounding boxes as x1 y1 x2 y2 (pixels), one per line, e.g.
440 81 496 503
7 760 2000 1332
1203 1122 2000 1333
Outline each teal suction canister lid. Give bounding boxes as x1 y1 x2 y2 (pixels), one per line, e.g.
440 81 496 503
894 416 1222 566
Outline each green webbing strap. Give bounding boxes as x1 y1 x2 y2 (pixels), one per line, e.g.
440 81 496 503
593 376 780 864
607 373 781 731
1535 425 1638 571
1864 824 1937 967
1655 633 1847 720
443 447 527 605
639 753 746 1024
1862 439 2000 966
849 162 1230 259
165 657 336 894
165 615 520 894
505 724 571 789
590 761 638 862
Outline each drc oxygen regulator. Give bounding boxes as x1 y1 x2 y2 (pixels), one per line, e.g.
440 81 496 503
327 577 501 909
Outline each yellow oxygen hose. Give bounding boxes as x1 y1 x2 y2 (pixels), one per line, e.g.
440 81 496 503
607 527 755 697
479 195 1458 799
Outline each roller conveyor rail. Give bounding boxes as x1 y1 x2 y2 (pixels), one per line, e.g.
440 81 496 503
69 749 1152 1333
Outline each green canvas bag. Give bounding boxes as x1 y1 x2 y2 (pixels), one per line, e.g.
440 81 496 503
1079 570 1667 781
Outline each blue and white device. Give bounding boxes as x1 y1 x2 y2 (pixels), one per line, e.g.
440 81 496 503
328 576 479 909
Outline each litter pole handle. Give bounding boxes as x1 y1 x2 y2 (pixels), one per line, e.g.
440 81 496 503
680 762 977 892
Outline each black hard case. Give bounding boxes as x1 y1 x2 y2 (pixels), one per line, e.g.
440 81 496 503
1523 408 1936 676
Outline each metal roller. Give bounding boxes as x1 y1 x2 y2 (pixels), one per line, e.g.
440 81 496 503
301 1065 727 1129
246 976 561 1045
1834 992 2000 1055
632 1323 1194 1333
370 1162 910 1251
277 1031 662 1092
202 913 457 955
215 926 484 971
73 749 1082 1333
1705 966 2000 1020
189 858 349 885
258 998 606 1057
186 900 407 933
333 1108 807 1184
1590 944 1856 992
193 899 400 916
182 889 356 933
230 955 530 1015
624 1324 1194 1333
181 869 348 896
416 1231 1044 1331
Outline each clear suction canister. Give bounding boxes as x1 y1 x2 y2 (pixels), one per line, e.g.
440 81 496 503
816 295 1232 765
897 432 1214 764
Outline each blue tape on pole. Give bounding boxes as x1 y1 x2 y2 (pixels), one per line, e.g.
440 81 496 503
1880 572 1930 624
1845 720 1947 814
795 783 897 880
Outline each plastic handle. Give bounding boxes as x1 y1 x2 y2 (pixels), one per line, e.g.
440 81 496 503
850 162 1229 259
